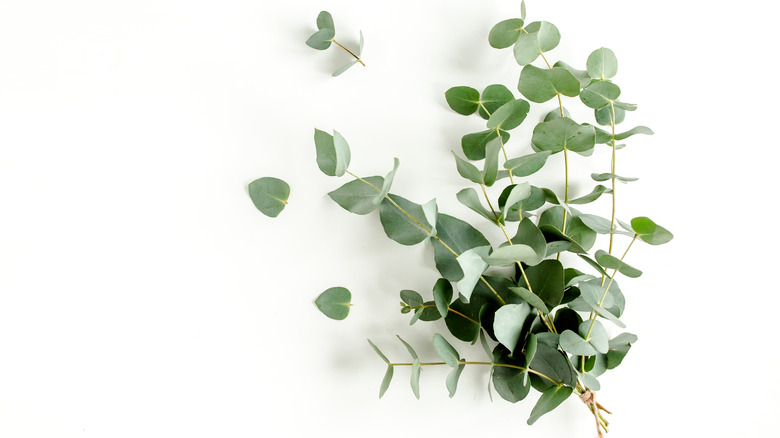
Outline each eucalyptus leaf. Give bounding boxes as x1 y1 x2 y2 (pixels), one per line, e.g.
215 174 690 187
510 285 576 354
457 188 496 223
445 86 481 115
513 21 561 65
614 101 638 111
595 250 642 278
586 47 618 80
580 81 621 109
433 278 453 317
492 347 531 402
367 339 391 365
379 365 393 398
462 129 510 160
591 172 638 183
446 363 466 398
433 213 491 282
595 104 625 126
607 333 638 369
479 84 515 119
500 183 532 224
314 129 351 177
445 299 481 342
631 216 673 245
504 151 552 176
248 177 290 218
529 342 576 387
484 244 537 266
531 117 596 154
518 65 580 103
525 259 564 309
456 246 491 301
316 10 335 31
400 289 424 308
433 333 460 367
568 185 611 205
614 126 654 140
489 18 525 49
452 152 484 184
410 359 421 399
328 176 384 215
527 385 573 425
581 319 609 354
509 286 549 314
487 99 531 130
482 137 502 186
379 194 432 245
397 335 419 360
332 59 358 77
494 303 532 353
377 158 400 203
315 287 352 320
554 60 590 88
509 217 546 265
306 28 335 50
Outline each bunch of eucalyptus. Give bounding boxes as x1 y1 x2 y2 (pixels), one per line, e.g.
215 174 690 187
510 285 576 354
250 4 671 435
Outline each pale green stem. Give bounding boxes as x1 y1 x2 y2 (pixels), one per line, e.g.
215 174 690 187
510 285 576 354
585 234 637 339
330 39 365 66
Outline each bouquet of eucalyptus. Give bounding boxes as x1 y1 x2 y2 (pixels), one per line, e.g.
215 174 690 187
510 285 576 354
251 5 671 436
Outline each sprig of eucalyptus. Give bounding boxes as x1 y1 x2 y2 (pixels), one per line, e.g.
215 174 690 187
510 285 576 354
308 4 671 435
306 11 365 76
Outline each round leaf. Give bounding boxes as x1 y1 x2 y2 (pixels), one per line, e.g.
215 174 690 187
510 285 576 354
580 81 621 109
248 177 290 218
489 18 525 49
493 303 531 353
305 28 335 50
316 11 335 31
479 84 515 119
487 99 531 131
586 47 618 80
315 287 352 320
518 65 580 103
445 86 480 115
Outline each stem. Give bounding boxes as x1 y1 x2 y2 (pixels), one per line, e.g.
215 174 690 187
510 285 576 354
495 128 515 184
331 39 365 66
344 170 506 305
608 101 617 255
584 234 637 339
412 304 479 325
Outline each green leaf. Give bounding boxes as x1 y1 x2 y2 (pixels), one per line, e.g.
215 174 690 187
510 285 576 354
456 246 491 301
520 0 527 20
614 101 638 111
410 359 421 399
479 84 515 119
591 172 638 183
525 260 564 309
433 279 453 317
456 188 496 223
500 183 532 224
433 213 491 282
581 319 609 354
248 177 290 218
332 59 358 77
568 185 611 205
529 342 576 387
483 244 537 266
606 333 638 369
595 105 625 126
400 289 424 307
379 365 393 398
595 250 642 278
462 129 510 160
580 81 621 109
531 117 596 154
509 286 548 314
482 137 502 187
580 373 600 391
487 99 531 131
527 385 573 425
315 287 352 320
314 129 351 177
445 299 481 342
494 303 532 353
328 176 384 215
378 158 400 201
586 47 618 80
559 330 595 356
316 11 335 31
433 333 460 367
504 151 552 176
452 152 483 184
397 335 418 360
367 339 391 364
554 60 590 88
445 86 480 115
306 28 335 50
538 206 597 252
631 216 673 245
518 65 580 103
513 21 561 65
379 194 432 245
489 18 525 49
446 363 466 398
358 30 364 56
492 347 531 402
422 199 438 237
509 217 546 265
615 126 654 140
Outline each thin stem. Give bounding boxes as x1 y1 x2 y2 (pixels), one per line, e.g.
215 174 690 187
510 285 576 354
411 304 479 325
479 102 492 117
495 128 515 184
584 234 637 339
331 39 365 66
608 101 617 255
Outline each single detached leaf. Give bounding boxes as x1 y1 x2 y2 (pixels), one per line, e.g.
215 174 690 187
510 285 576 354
513 21 561 65
595 250 642 278
367 339 390 364
568 185 611 205
489 18 525 49
433 333 460 367
586 47 618 80
504 151 552 176
456 246 491 301
527 385 574 425
487 99 531 131
248 177 290 218
531 117 596 154
483 244 537 266
316 10 335 31
445 86 480 115
479 84 515 119
518 65 580 103
328 176 384 215
433 278 453 317
580 81 621 109
314 129 351 177
306 28 335 50
494 303 532 353
315 287 352 320
462 129 510 160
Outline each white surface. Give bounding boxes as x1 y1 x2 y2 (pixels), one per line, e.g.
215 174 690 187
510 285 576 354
1 1 778 437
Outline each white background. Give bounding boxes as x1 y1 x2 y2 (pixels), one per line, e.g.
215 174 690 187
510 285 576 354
1 0 778 437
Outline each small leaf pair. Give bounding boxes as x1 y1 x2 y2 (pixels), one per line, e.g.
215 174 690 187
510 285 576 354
305 11 365 76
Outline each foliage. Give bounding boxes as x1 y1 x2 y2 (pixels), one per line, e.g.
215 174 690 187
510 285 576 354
305 10 366 76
